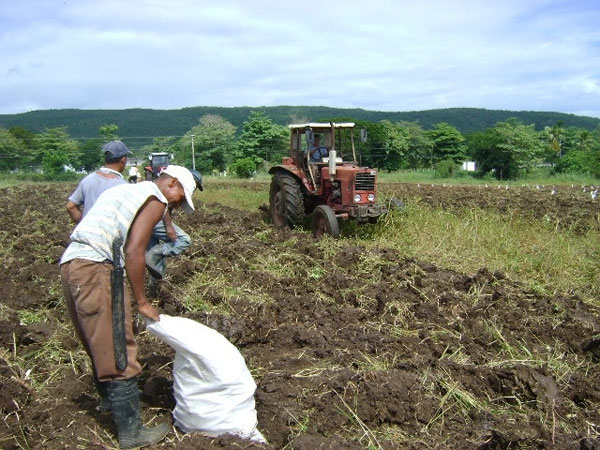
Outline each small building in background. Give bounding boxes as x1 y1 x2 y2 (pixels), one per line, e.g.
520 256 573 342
462 161 476 172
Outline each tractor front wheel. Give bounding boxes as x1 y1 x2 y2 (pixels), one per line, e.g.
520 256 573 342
269 173 305 228
311 205 340 238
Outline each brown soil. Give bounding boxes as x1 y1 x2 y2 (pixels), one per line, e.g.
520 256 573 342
1 182 599 449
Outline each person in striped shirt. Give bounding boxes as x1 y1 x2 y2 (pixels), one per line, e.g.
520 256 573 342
60 165 197 449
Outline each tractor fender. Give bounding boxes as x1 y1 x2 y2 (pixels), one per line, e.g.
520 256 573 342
269 165 312 193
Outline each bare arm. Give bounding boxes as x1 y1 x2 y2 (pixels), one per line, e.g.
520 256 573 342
125 198 166 320
66 200 83 224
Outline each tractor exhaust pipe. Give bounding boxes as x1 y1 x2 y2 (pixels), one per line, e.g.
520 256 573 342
329 149 337 179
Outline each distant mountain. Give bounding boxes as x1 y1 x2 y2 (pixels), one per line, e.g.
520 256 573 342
1 106 598 140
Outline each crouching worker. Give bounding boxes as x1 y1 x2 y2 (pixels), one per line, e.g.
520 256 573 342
59 166 197 449
145 169 203 279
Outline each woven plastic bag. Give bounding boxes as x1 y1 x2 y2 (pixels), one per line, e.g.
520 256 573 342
146 315 266 443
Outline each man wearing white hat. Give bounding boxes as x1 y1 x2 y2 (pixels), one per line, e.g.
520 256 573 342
59 165 197 449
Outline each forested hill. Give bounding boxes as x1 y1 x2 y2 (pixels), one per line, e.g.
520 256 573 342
1 106 598 138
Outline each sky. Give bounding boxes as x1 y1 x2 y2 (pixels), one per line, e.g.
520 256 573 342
1 0 599 117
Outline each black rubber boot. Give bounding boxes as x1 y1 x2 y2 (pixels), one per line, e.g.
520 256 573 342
93 377 111 412
106 378 169 449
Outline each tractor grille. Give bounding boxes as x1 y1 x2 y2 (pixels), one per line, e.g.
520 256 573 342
355 172 376 191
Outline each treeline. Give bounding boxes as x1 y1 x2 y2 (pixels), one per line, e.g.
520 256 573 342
0 106 599 139
1 111 599 180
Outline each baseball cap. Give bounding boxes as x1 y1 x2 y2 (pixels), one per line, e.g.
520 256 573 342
190 169 204 191
103 140 131 158
161 165 196 212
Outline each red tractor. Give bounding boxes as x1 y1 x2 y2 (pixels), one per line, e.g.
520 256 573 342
144 152 172 180
269 122 387 238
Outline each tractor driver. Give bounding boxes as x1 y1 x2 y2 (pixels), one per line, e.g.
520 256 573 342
309 134 329 162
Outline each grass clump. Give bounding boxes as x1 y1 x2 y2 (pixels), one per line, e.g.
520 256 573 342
281 408 315 450
249 251 306 280
3 318 89 393
174 271 236 314
175 267 274 314
368 202 600 301
484 320 587 387
334 390 382 450
352 351 397 374
424 369 483 430
17 308 48 326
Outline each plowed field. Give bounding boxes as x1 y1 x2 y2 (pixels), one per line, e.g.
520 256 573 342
1 182 599 449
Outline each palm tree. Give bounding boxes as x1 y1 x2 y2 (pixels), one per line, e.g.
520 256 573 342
545 121 564 158
577 130 593 152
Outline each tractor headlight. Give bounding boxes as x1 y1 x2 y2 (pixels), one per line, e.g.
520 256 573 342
367 193 375 202
354 194 361 203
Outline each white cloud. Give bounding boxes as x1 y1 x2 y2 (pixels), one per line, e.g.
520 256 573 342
0 0 599 117
581 79 600 94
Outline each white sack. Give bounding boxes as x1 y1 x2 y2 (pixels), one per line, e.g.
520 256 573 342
146 314 266 443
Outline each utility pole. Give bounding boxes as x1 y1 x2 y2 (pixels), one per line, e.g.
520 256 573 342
191 134 196 170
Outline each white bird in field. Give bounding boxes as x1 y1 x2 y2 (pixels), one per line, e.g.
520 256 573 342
536 185 540 190
551 186 557 195
592 188 598 200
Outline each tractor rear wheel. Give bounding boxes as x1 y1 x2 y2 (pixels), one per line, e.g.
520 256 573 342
311 205 340 238
269 172 305 228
